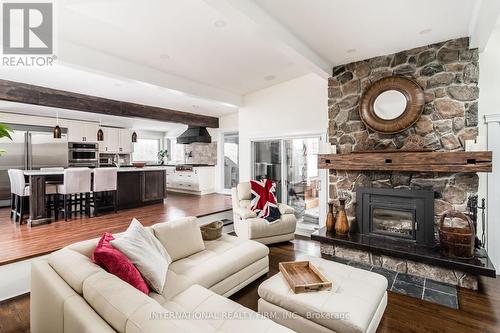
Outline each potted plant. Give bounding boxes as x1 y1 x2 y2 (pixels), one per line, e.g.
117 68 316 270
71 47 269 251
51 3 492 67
157 149 168 165
0 123 12 156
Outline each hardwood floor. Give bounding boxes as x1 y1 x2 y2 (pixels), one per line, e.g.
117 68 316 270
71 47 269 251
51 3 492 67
0 206 499 332
0 192 232 265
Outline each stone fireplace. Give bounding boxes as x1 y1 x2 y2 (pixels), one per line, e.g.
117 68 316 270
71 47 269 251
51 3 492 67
312 37 496 290
327 37 479 234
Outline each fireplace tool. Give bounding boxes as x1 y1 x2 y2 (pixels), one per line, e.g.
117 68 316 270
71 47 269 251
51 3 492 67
467 195 487 258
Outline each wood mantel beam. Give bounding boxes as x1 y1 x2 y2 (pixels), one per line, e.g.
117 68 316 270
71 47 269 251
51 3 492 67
318 151 493 173
0 79 219 128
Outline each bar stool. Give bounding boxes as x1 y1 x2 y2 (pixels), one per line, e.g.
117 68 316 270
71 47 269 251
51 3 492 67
91 167 118 216
40 167 64 218
56 168 92 221
7 169 57 224
7 170 17 219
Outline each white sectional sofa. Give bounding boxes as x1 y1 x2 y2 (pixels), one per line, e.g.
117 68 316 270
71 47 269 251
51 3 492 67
31 217 292 333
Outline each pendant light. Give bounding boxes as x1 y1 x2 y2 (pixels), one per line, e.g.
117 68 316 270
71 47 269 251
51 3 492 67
97 118 104 141
132 131 137 143
53 111 61 139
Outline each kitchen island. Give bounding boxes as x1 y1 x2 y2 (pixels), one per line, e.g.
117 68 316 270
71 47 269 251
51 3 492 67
23 167 166 225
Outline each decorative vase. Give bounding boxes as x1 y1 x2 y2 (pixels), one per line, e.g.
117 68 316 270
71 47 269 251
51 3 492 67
335 198 349 235
326 201 335 233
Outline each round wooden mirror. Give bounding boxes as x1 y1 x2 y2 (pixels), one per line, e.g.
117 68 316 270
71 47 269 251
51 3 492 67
359 76 425 134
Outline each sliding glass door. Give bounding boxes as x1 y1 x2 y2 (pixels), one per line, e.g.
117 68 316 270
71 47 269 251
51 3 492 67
251 135 325 235
284 138 320 232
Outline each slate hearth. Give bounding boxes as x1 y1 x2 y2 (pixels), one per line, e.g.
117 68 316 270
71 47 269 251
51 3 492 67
312 228 496 290
326 255 459 309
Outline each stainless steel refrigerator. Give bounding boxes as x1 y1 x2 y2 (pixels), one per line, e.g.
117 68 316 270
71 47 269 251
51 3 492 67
0 124 68 207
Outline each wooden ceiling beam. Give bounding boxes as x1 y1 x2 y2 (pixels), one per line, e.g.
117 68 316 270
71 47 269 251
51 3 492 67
0 79 219 128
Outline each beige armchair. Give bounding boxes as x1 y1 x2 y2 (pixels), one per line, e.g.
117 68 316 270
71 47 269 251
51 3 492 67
231 182 297 245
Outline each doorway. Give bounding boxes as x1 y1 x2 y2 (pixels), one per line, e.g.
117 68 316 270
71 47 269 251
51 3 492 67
222 132 239 192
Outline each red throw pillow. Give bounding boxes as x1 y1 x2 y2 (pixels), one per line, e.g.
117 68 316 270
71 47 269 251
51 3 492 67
92 232 149 294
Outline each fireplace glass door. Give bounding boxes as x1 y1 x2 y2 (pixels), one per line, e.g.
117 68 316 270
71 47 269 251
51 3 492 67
371 207 416 240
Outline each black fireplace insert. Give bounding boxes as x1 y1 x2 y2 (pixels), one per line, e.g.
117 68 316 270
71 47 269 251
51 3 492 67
356 187 435 246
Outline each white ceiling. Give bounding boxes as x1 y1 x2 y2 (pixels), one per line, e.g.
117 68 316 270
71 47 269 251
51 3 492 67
255 0 477 65
0 65 238 117
1 0 499 129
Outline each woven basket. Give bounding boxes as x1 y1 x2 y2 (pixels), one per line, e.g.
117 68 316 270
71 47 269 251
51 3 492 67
439 210 475 259
201 221 224 241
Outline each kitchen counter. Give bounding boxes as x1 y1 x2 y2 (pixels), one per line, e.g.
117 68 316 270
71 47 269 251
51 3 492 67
23 167 166 225
23 166 167 176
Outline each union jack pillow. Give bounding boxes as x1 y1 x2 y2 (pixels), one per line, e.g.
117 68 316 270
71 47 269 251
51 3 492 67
250 179 281 223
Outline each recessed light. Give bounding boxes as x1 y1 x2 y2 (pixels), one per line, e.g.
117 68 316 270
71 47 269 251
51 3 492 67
192 104 199 109
346 49 357 53
264 75 276 81
214 20 227 28
159 54 170 60
419 29 432 35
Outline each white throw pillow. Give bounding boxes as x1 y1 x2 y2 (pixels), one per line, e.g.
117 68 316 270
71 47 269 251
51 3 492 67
152 217 205 261
110 218 171 293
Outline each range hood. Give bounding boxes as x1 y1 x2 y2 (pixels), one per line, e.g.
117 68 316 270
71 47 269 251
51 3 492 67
177 126 212 144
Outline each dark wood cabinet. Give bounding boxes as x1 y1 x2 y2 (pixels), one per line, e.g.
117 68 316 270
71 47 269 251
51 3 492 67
117 170 166 209
141 170 166 202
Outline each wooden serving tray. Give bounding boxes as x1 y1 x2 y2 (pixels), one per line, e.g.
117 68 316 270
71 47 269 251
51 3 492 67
279 261 332 294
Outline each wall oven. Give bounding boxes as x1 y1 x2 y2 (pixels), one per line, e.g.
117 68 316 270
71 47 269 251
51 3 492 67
68 142 99 167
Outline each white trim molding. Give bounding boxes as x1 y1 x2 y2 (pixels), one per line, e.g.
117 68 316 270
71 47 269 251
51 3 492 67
485 114 500 272
484 114 500 123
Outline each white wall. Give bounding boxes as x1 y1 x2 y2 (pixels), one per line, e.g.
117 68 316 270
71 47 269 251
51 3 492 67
479 21 500 270
238 73 328 181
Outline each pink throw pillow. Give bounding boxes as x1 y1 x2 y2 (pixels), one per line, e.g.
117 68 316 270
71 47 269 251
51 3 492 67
92 232 150 294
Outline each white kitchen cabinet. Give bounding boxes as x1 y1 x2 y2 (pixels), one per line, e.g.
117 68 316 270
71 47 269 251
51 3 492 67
98 128 133 154
68 121 99 143
166 166 215 195
119 129 134 154
99 127 120 153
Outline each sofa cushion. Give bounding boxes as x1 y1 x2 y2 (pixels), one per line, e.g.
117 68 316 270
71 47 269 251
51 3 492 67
239 200 251 209
163 284 294 333
48 248 103 294
126 302 209 333
160 234 269 300
152 217 205 261
92 232 149 294
83 271 158 333
111 219 171 293
246 214 297 239
234 207 257 219
237 182 251 200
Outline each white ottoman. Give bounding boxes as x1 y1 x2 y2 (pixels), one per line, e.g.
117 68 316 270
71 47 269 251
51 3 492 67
258 257 387 333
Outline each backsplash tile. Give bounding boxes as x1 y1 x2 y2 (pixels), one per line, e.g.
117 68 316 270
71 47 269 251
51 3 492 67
183 142 217 165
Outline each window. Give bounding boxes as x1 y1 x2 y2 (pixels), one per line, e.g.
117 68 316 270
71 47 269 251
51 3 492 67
132 138 160 162
169 138 185 163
